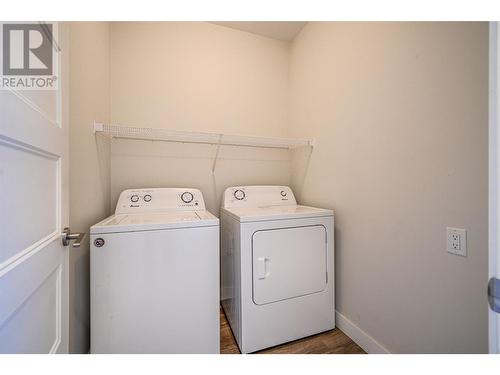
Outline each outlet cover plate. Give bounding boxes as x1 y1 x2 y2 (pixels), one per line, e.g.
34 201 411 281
447 227 467 257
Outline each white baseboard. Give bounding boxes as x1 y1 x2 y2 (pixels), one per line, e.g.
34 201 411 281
335 311 391 354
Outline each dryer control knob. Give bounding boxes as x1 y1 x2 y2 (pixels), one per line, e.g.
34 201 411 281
234 189 245 200
130 194 139 203
144 194 152 202
280 190 287 197
181 192 194 203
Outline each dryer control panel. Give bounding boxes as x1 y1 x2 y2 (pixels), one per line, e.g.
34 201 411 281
222 186 297 209
115 188 206 214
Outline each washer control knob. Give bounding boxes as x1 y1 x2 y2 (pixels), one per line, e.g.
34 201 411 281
181 192 194 203
234 189 245 200
280 190 287 197
144 194 152 202
130 194 139 203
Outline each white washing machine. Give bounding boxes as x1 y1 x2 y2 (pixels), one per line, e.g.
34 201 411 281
220 185 334 353
90 188 219 353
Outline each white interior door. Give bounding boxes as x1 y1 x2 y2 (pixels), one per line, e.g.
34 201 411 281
489 21 500 354
0 23 70 353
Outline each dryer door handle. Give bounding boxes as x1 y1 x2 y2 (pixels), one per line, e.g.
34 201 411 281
257 257 271 279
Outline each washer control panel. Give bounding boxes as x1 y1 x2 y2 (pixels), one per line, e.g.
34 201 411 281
116 188 206 214
222 186 296 209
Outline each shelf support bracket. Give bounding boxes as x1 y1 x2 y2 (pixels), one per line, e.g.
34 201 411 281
211 134 223 175
93 121 104 133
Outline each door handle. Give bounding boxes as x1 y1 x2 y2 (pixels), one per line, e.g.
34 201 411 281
257 257 271 280
488 277 500 313
61 227 86 247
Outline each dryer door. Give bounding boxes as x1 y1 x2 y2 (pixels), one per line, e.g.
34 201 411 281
252 225 327 305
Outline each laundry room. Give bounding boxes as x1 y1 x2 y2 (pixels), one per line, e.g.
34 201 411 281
1 2 499 368
67 21 489 355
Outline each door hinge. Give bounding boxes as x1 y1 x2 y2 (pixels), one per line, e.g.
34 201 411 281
488 277 500 313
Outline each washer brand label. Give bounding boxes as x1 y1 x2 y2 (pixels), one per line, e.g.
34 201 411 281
94 238 105 247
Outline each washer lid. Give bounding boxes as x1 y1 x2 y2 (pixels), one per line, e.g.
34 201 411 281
222 205 333 223
90 210 218 234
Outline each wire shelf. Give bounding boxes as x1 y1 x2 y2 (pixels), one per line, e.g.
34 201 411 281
93 122 313 150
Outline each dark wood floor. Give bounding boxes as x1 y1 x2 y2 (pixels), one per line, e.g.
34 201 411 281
220 307 365 354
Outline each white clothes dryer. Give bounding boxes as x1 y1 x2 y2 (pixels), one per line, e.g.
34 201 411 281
220 185 334 353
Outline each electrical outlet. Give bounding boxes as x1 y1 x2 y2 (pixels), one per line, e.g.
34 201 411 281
447 227 467 257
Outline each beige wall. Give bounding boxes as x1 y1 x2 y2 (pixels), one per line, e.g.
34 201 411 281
69 22 111 353
110 22 289 137
289 22 489 353
109 22 291 212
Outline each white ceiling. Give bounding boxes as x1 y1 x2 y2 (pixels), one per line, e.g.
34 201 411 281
211 22 307 42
